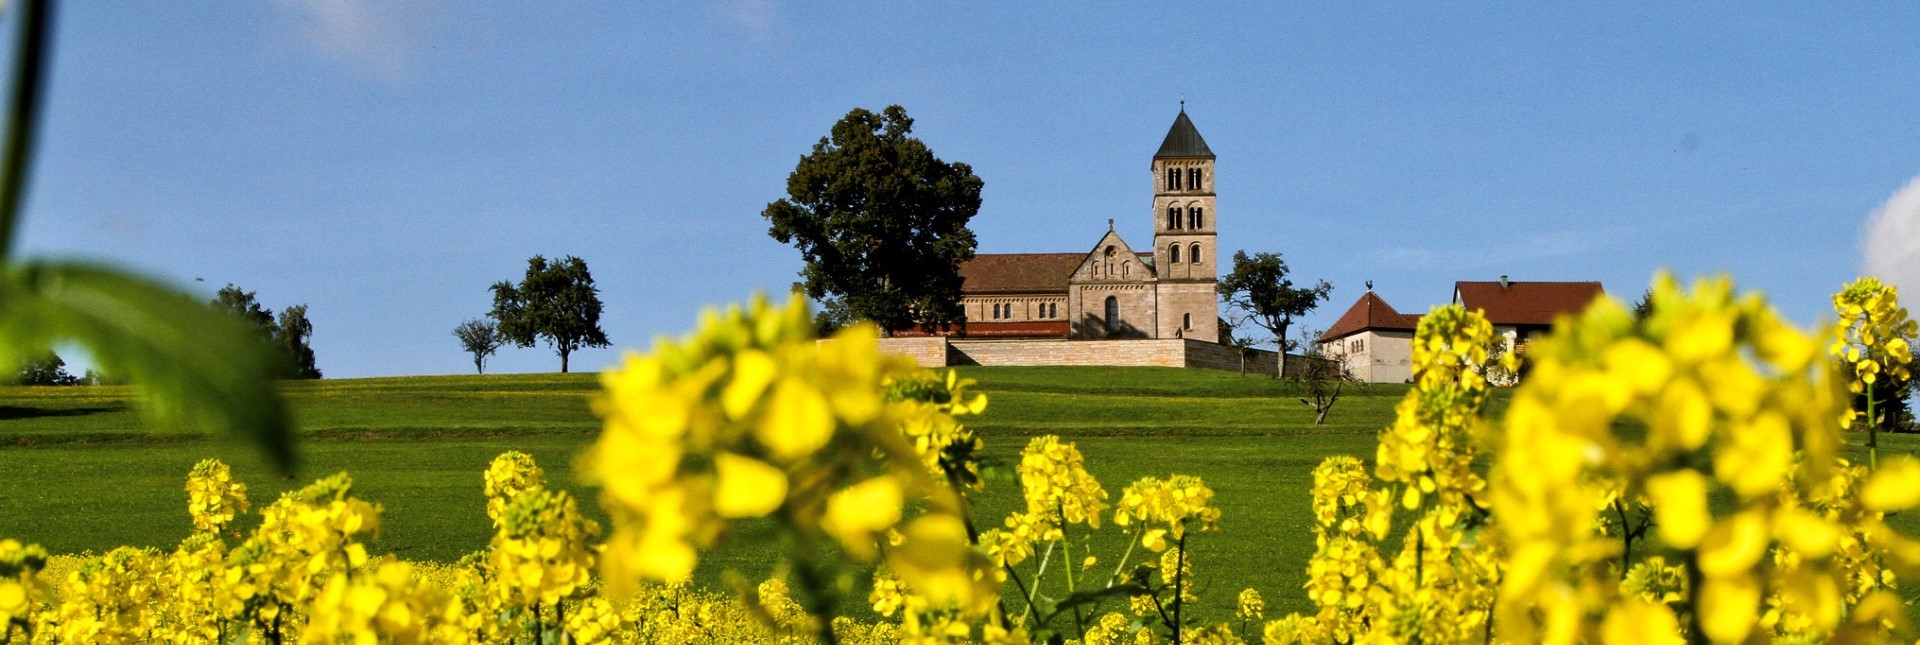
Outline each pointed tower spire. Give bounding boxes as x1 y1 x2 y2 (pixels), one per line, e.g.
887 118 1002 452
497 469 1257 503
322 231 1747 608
1154 107 1214 159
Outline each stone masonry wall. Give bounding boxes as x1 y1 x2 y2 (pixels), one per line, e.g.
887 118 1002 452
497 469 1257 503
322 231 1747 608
1182 339 1280 374
870 336 1300 375
949 339 1187 367
873 336 952 368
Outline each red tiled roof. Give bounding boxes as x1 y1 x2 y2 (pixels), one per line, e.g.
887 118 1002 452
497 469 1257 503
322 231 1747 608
1454 281 1604 326
891 321 1070 338
959 321 1071 338
958 253 1081 294
1319 291 1420 342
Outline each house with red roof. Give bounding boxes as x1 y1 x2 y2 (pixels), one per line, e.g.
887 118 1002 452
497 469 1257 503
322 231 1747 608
1316 288 1421 383
1315 277 1605 383
1452 277 1605 351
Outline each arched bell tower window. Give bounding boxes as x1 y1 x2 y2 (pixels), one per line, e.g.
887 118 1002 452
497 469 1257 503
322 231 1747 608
1188 207 1203 229
1167 207 1181 230
1169 244 1181 263
1187 168 1201 191
1165 168 1179 191
1190 243 1202 264
1104 296 1119 331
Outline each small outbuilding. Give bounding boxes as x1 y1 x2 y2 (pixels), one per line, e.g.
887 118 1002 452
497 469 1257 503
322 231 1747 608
1317 289 1421 383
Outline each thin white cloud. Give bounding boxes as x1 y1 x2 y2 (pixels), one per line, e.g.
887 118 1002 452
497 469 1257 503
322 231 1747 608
1862 175 1920 298
276 0 443 79
712 0 781 41
1367 228 1622 271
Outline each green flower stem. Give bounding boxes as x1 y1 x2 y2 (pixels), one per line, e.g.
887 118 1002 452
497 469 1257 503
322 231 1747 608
791 540 840 645
1172 531 1188 644
1058 501 1087 634
1002 562 1037 626
1869 391 1879 470
1108 525 1140 587
1019 541 1055 624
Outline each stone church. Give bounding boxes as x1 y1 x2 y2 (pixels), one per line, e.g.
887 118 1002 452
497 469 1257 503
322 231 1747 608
952 108 1221 341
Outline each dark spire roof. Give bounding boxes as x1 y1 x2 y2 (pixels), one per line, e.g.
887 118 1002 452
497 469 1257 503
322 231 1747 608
1154 108 1214 159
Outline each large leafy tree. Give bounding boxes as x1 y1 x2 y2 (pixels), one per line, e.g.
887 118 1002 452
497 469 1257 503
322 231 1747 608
763 105 982 335
1216 251 1333 378
490 255 610 373
213 284 322 379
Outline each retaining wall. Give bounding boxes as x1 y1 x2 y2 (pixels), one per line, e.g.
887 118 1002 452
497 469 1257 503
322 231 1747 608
871 335 1289 374
873 336 952 368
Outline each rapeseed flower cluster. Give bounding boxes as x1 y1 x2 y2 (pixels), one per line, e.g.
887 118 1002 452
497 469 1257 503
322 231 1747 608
0 539 48 640
1832 276 1916 397
583 292 997 635
185 458 249 536
1489 272 1920 644
1831 276 1917 471
1272 305 1504 644
1112 475 1220 551
5 456 950 644
1015 436 1109 537
489 487 598 609
480 450 543 527
887 369 989 491
14 279 1920 643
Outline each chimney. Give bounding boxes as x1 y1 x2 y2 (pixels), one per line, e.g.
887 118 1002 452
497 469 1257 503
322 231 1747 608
1500 275 1510 289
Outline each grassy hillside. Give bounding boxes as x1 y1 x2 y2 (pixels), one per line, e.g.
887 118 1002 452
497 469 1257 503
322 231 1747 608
0 366 1912 623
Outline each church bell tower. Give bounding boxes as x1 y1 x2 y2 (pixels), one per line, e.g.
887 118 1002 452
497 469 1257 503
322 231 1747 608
1150 106 1219 339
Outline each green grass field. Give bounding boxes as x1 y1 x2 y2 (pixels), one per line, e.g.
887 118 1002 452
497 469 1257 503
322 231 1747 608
0 366 1913 625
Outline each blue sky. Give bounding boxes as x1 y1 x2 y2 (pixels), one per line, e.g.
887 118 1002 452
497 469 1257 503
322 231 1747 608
16 3 1920 378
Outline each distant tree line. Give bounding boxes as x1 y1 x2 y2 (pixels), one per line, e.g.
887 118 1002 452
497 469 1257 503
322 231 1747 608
10 282 322 385
213 284 321 379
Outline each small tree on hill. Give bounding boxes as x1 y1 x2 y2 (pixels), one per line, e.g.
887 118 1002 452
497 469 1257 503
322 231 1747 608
213 284 321 379
454 318 505 374
763 105 982 335
1219 310 1258 377
491 255 610 374
1217 251 1333 378
1297 328 1357 424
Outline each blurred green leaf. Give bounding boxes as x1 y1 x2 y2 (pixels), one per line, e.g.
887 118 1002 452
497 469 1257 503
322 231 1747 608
0 260 294 472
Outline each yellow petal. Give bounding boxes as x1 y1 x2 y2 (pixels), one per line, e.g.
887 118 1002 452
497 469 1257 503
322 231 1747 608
722 350 777 420
1602 339 1672 396
1646 470 1710 549
1142 528 1168 552
822 476 903 559
1698 510 1769 577
755 378 835 460
1862 456 1920 512
1652 378 1712 451
1697 573 1760 644
713 452 788 518
1712 411 1792 498
1601 600 1683 645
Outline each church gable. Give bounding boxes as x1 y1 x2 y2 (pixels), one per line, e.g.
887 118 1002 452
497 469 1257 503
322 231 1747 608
1069 230 1156 283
